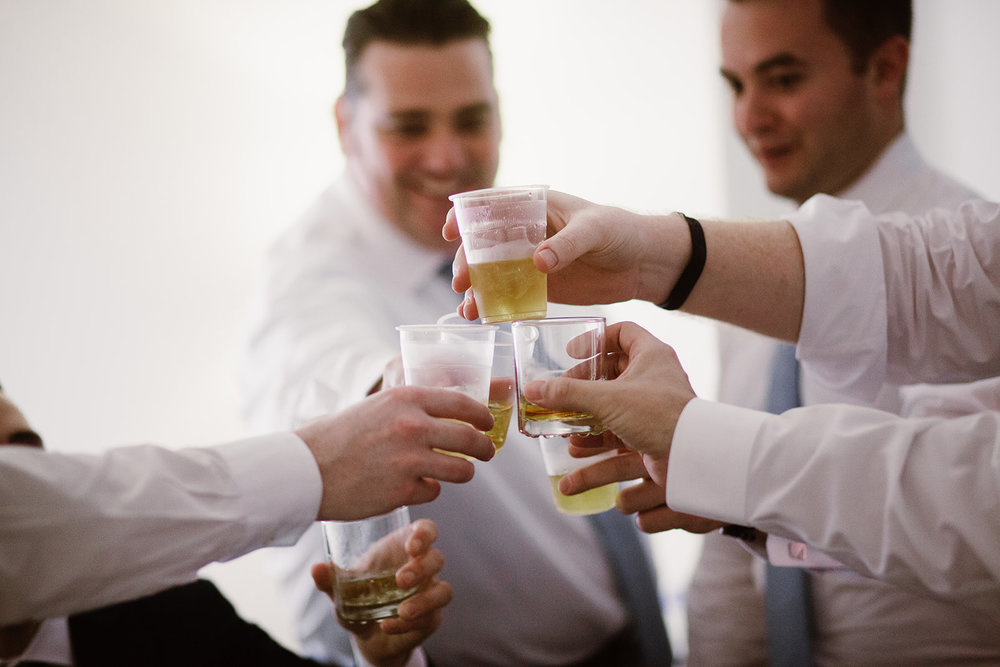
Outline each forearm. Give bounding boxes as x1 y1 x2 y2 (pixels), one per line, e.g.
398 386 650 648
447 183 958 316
679 217 804 342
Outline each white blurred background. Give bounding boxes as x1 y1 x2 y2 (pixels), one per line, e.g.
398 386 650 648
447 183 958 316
2 0 998 660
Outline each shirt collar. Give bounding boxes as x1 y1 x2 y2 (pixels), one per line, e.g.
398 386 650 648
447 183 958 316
838 132 925 211
334 173 455 295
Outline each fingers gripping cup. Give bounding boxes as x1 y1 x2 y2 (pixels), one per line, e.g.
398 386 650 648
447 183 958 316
538 438 618 515
321 506 418 622
449 185 549 323
397 323 497 458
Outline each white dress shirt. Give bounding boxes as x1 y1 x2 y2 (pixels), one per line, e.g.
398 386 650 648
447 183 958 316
688 135 1000 666
669 194 1000 623
241 174 629 666
0 432 319 625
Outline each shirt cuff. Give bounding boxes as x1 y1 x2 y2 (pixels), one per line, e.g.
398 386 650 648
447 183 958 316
666 398 767 525
766 535 848 569
214 432 322 549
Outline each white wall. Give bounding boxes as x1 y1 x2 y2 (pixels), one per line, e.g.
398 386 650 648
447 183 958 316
2 0 997 660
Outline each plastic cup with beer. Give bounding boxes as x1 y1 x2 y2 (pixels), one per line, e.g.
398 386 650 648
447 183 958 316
510 316 607 437
510 316 616 514
486 326 515 451
321 506 418 623
536 437 618 515
433 313 512 452
449 185 549 323
397 322 497 458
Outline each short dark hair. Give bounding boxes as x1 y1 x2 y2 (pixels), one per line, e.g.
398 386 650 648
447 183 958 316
820 0 912 73
342 0 492 97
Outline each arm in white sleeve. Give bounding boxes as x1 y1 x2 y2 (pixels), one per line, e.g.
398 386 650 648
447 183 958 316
792 196 1000 401
0 432 321 624
667 398 1000 619
239 209 409 432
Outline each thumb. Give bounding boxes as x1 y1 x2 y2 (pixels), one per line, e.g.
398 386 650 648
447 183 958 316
534 223 598 274
523 375 600 417
533 192 600 273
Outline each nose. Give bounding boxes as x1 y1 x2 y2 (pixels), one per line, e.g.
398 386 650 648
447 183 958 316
421 126 466 174
734 86 776 138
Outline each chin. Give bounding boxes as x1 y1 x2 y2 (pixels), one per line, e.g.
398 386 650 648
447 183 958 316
763 171 805 201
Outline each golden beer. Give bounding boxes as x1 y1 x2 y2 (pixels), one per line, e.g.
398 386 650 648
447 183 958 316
548 474 617 515
518 398 605 437
439 401 511 456
335 571 419 622
486 399 513 451
469 256 547 323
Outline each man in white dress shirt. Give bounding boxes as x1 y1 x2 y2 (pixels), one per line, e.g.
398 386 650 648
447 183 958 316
678 0 1000 663
240 0 669 665
449 191 1000 621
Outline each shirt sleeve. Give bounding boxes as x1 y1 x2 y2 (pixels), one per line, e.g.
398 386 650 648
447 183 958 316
0 432 321 624
791 195 1000 400
666 398 1000 620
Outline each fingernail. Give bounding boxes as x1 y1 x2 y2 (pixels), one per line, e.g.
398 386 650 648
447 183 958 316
523 380 544 401
398 570 415 589
536 247 556 271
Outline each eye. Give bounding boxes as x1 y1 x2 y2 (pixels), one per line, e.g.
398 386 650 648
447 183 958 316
768 71 804 91
720 73 743 96
392 122 429 139
456 115 489 134
454 105 496 135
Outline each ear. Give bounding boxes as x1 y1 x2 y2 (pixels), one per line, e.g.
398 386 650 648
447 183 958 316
333 95 354 155
869 34 909 102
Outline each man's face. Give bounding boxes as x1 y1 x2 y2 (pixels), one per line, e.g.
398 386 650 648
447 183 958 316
337 38 501 252
720 0 886 203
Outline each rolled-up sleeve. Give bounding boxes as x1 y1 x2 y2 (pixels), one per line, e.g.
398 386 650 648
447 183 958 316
790 195 1000 394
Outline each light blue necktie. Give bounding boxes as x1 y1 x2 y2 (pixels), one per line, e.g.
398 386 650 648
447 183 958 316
763 342 814 667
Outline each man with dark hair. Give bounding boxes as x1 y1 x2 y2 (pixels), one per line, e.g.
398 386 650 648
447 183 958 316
240 0 670 665
680 0 1000 663
818 0 912 74
341 0 493 98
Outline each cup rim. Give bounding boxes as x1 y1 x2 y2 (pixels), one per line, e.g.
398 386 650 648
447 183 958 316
510 316 605 329
448 184 549 204
396 323 499 332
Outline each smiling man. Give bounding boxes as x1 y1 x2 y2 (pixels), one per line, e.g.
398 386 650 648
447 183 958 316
240 0 670 665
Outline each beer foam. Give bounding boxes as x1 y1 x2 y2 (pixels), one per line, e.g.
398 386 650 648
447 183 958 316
466 237 536 264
